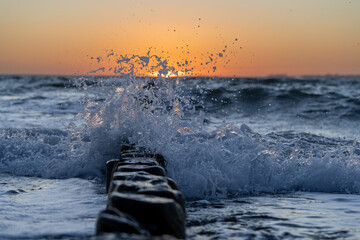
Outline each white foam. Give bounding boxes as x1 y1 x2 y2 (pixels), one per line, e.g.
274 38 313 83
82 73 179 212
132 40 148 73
74 76 360 198
1 76 360 199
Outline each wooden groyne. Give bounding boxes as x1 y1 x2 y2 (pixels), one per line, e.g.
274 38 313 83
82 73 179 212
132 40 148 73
95 144 186 239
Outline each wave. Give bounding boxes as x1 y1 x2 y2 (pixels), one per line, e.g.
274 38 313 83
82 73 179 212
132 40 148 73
1 76 360 198
163 123 360 198
0 128 107 178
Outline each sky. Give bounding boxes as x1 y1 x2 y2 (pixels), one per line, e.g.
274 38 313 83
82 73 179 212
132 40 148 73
0 0 359 77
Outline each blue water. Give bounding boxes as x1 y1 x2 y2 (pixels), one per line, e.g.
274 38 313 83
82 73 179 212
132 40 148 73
0 75 359 239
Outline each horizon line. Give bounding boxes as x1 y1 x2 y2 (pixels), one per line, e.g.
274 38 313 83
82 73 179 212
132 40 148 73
1 73 360 79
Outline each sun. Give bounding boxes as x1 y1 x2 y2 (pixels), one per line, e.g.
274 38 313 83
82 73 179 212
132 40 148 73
148 70 187 78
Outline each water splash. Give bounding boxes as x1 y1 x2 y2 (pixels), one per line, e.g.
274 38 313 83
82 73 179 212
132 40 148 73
1 48 360 199
87 38 241 77
1 74 360 198
67 74 360 198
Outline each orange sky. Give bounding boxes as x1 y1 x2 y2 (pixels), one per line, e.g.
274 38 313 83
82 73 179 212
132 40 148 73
0 0 359 77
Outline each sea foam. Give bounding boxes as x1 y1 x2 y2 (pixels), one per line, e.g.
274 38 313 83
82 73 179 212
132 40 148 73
1 74 360 198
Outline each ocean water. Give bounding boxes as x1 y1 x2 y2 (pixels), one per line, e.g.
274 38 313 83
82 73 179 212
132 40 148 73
0 74 359 239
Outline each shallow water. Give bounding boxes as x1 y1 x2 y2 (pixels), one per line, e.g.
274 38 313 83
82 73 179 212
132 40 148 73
187 193 360 239
0 174 106 239
0 75 359 239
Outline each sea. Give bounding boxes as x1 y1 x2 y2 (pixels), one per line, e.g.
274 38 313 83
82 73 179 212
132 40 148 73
0 74 359 239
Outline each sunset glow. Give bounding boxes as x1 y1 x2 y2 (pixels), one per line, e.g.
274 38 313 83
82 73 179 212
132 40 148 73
148 71 187 78
0 0 359 76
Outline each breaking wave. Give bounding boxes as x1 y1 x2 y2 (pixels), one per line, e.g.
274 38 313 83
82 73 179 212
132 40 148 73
1 73 360 198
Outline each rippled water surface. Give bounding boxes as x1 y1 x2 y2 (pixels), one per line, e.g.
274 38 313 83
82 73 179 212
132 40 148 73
0 174 106 239
0 75 359 239
187 193 360 239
